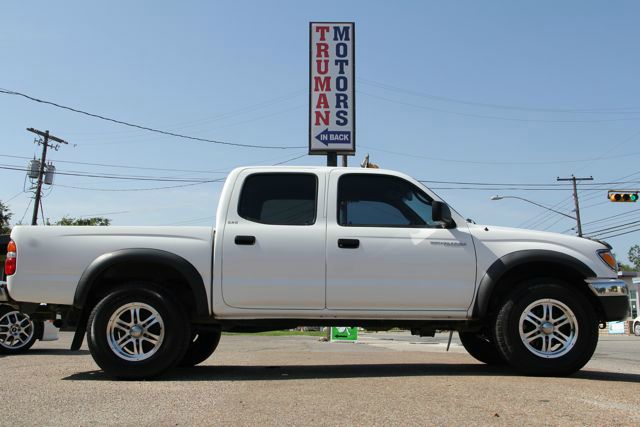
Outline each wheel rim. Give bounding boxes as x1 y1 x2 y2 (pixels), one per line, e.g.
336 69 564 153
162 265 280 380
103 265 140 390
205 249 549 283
635 324 640 336
107 302 165 362
519 298 578 359
0 310 35 350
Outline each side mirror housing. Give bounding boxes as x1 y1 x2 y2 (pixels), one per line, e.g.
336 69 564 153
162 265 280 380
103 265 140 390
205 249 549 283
432 201 454 228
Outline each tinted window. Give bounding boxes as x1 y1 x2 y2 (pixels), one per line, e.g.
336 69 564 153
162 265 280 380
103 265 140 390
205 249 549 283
238 173 317 225
338 174 436 227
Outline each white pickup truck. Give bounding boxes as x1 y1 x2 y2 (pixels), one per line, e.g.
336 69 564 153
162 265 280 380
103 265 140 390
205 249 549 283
1 166 630 378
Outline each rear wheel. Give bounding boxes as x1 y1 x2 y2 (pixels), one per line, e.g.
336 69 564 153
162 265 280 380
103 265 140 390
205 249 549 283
0 306 42 354
458 330 505 365
634 322 640 337
179 328 221 367
86 283 191 379
494 279 598 376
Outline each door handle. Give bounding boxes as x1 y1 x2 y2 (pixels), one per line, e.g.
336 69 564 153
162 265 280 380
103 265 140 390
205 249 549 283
338 238 360 249
235 235 256 245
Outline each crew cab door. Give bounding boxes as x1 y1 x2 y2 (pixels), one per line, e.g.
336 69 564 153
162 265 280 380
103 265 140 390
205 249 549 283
220 170 326 309
326 170 477 311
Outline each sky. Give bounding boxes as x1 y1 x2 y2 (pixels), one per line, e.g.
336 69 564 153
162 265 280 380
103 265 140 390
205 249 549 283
1 1 640 264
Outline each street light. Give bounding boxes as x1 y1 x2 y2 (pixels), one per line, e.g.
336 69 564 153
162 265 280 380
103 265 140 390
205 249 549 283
490 195 580 235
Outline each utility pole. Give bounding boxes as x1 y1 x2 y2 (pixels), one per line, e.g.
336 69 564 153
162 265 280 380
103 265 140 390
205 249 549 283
26 128 68 225
557 175 593 237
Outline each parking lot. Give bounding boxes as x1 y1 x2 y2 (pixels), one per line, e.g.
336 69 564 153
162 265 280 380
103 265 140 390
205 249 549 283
1 331 639 426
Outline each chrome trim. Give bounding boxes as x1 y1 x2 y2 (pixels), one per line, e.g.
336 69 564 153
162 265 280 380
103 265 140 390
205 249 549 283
585 278 629 297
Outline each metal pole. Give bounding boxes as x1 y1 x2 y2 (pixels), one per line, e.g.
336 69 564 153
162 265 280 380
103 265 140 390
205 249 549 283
327 152 337 167
31 131 49 225
557 175 593 237
26 128 68 226
341 155 348 167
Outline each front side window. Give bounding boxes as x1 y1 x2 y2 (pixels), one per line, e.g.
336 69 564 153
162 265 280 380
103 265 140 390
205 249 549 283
238 173 317 225
338 174 437 227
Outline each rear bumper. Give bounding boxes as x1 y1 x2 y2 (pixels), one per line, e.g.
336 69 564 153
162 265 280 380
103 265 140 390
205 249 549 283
586 278 630 321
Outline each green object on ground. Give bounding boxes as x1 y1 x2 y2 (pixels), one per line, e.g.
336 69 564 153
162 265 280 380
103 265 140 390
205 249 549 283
330 327 358 342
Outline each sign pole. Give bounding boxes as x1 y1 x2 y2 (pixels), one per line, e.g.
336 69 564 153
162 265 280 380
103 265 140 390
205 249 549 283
327 152 337 167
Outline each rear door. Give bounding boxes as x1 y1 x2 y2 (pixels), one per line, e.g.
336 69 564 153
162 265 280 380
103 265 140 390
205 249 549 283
220 170 326 310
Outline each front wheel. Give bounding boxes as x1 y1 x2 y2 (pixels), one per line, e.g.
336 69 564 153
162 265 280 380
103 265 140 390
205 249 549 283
634 322 640 337
0 306 43 354
86 283 191 379
494 279 598 376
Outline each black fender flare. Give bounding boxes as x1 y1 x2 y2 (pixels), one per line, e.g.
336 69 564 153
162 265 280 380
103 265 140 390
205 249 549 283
74 248 209 316
472 249 596 318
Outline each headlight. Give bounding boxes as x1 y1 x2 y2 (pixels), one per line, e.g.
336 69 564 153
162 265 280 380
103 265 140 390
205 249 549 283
597 249 617 271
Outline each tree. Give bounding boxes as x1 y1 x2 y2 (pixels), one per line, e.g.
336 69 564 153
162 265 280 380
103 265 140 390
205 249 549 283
0 201 12 234
51 216 111 226
629 245 640 271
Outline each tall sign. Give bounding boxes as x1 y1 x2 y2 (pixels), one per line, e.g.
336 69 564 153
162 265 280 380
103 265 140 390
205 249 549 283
309 22 355 158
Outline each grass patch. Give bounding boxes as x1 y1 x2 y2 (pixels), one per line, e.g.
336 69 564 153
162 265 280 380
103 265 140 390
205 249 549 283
223 330 326 337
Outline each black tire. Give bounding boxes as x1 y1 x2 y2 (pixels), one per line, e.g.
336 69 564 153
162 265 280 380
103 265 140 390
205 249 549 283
179 328 221 367
494 279 598 376
0 305 42 354
634 322 640 337
458 330 506 365
86 283 191 379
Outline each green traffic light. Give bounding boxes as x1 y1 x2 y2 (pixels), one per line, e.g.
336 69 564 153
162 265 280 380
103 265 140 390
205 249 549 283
632 193 638 202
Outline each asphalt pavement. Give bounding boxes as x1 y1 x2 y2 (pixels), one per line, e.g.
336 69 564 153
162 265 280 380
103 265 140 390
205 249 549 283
0 331 638 426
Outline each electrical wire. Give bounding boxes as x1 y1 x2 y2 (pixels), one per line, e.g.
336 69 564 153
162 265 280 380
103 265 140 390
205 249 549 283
585 220 640 237
358 90 640 123
18 198 32 224
591 227 640 239
0 88 305 150
358 78 640 114
42 153 308 192
582 210 640 227
361 145 640 166
2 190 25 203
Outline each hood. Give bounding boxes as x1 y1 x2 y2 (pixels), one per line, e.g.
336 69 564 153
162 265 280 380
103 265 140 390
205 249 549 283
467 223 609 253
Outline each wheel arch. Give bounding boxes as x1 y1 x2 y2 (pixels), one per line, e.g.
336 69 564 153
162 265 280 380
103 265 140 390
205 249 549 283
74 248 210 318
472 250 597 319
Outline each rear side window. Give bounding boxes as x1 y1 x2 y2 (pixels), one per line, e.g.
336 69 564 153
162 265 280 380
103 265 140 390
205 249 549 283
238 173 317 225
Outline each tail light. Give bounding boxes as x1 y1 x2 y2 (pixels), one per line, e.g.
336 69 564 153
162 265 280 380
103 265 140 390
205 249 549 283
5 240 16 276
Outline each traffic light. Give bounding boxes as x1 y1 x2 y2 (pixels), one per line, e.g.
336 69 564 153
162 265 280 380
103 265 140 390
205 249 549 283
608 190 638 202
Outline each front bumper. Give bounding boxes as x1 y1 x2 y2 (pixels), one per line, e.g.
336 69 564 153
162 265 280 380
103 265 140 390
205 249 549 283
586 278 630 321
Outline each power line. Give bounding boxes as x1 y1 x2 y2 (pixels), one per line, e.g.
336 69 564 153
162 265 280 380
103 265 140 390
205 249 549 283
582 210 640 227
586 220 640 237
0 165 212 183
583 213 640 234
358 78 640 114
591 227 640 239
31 153 308 192
0 88 304 150
358 90 640 123
0 153 229 174
56 181 221 192
362 145 640 166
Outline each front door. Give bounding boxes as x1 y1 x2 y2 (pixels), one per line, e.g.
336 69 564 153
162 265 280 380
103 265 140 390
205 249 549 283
326 171 477 312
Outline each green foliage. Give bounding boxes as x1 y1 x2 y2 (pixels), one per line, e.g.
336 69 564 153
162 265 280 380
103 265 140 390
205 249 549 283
618 262 636 272
0 201 12 234
629 245 640 270
52 216 111 226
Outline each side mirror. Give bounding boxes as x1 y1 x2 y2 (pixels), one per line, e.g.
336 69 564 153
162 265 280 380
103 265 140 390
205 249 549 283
432 201 454 228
